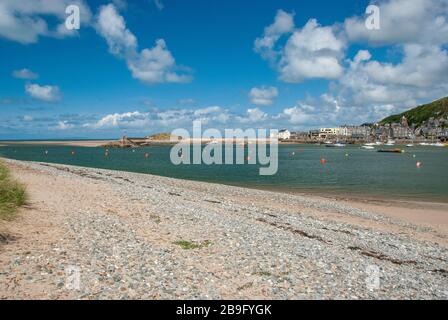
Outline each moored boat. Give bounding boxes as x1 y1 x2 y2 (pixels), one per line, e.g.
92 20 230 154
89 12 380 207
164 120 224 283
326 143 346 148
378 148 404 153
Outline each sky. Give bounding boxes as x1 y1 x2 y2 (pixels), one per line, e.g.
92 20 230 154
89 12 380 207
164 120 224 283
0 0 447 139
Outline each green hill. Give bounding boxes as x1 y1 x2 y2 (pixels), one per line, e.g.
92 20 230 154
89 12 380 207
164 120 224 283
380 97 448 126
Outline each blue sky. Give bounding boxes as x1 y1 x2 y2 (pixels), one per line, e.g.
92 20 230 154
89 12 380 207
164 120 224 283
1 0 447 139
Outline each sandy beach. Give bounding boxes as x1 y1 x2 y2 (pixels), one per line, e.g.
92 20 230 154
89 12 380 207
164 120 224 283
0 140 111 147
0 158 447 299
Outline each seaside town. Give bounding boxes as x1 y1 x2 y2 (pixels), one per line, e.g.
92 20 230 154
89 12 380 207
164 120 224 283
276 115 448 144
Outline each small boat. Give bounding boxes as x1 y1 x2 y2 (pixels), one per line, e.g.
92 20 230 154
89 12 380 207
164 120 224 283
406 144 414 147
419 142 430 146
326 143 346 148
375 141 383 146
385 139 396 146
378 148 404 153
361 145 375 150
364 143 376 146
431 142 444 147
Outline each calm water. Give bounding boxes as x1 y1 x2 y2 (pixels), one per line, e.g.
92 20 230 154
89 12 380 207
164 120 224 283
1 144 447 202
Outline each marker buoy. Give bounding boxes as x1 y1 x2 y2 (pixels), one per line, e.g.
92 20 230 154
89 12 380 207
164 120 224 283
345 153 349 157
144 152 150 159
320 158 326 165
416 161 423 168
246 156 251 161
412 154 416 158
71 151 75 155
44 150 48 155
105 151 109 157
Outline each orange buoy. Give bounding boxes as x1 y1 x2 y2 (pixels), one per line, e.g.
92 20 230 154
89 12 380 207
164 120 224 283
246 155 251 161
416 161 423 168
320 158 326 165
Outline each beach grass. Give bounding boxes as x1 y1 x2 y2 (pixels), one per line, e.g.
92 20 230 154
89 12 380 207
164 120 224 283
173 240 212 250
0 161 26 220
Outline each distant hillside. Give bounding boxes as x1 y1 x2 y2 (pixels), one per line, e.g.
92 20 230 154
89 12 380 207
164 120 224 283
380 97 448 126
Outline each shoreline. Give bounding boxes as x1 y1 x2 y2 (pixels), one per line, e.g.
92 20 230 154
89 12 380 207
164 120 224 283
1 159 447 299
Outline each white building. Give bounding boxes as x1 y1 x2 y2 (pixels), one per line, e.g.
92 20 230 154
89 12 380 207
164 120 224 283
319 128 340 139
278 129 291 140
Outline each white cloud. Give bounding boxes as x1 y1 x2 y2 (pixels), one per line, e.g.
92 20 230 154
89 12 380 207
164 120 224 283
87 111 150 129
255 13 345 83
238 108 268 124
56 121 74 130
25 83 61 102
12 68 39 79
0 0 91 44
96 4 192 84
249 86 278 106
193 106 221 116
254 10 295 60
252 1 448 126
278 19 345 82
127 39 192 84
344 0 448 46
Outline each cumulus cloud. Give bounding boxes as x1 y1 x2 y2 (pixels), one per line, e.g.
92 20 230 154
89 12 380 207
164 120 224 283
249 86 278 106
86 111 150 129
0 0 91 44
344 0 448 46
253 0 448 126
12 68 39 80
278 19 345 82
127 39 192 84
255 13 345 82
25 83 61 102
254 10 295 60
96 4 192 84
56 121 74 130
85 106 230 130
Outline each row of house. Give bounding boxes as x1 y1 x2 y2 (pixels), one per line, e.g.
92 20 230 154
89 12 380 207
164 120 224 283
274 115 448 142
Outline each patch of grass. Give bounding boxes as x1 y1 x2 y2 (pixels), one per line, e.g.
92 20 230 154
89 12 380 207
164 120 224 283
0 161 27 220
173 240 212 250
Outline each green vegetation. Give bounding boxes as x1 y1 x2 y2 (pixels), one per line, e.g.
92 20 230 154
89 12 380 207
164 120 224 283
380 96 448 126
0 161 27 220
173 240 212 250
